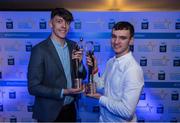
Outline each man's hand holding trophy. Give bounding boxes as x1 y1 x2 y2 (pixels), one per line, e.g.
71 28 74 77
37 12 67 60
84 41 97 95
72 37 84 91
72 37 100 99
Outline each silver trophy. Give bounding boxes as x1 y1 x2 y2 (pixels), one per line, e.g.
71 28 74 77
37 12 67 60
84 41 96 95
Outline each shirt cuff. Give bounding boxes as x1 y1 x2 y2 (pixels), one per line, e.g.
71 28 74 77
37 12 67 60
93 72 99 80
99 95 107 106
60 89 64 98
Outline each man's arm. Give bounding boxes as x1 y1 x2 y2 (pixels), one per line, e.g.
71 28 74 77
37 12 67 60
99 67 144 121
27 46 62 100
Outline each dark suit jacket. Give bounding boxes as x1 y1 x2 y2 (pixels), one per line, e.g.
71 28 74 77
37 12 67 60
27 37 86 121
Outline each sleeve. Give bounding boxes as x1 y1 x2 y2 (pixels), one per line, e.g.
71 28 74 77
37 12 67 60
27 46 63 100
60 89 64 98
99 66 144 121
93 73 104 89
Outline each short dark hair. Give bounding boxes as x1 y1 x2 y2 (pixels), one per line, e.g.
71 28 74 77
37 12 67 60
51 8 74 23
113 21 134 38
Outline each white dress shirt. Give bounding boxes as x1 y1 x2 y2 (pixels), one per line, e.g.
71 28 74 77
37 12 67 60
94 52 144 122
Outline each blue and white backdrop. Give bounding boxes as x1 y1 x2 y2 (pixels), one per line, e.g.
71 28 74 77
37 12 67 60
0 11 180 122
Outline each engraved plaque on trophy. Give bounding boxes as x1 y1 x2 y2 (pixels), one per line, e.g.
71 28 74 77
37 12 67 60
85 41 96 94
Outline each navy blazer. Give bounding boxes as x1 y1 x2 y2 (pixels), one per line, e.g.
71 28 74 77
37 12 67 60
27 37 87 121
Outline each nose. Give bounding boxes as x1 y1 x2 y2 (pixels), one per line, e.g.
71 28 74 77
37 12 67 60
113 38 121 44
62 21 68 28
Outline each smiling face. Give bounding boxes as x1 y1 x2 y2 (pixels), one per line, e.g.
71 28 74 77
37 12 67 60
111 29 133 58
49 15 70 42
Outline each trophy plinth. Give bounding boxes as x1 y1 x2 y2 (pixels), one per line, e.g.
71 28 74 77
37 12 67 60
74 78 82 90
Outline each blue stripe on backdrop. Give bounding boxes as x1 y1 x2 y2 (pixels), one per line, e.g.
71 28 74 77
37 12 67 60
0 32 51 38
0 81 27 86
0 32 180 39
145 82 180 88
135 33 180 39
0 81 180 88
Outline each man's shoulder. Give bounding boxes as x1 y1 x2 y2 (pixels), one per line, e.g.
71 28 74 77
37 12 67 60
66 39 77 48
107 56 115 63
66 38 76 44
126 55 143 72
32 38 50 52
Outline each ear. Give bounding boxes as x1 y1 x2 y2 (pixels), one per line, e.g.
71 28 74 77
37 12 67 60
49 20 52 28
129 37 134 45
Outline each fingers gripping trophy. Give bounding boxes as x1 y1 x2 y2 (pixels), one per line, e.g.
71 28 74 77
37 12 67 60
85 41 96 95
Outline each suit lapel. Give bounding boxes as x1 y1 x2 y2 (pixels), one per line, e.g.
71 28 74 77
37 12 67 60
46 38 66 77
46 38 76 87
66 40 74 79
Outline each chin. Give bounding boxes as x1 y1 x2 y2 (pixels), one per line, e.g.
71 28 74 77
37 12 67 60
59 33 67 38
114 48 121 53
59 35 66 39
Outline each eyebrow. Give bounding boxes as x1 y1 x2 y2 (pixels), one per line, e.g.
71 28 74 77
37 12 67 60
112 34 129 40
55 18 63 21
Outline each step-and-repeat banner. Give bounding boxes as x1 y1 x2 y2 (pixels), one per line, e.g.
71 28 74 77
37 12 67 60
0 11 180 122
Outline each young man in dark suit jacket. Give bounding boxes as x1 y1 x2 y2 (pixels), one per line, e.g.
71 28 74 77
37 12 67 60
27 8 87 122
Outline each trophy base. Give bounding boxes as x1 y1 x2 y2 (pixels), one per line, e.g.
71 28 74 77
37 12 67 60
74 78 82 89
85 82 96 95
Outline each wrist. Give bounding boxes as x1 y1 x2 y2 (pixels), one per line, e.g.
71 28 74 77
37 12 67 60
92 67 98 74
63 89 70 95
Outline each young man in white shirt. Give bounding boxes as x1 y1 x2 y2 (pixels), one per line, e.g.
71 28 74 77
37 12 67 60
86 21 144 122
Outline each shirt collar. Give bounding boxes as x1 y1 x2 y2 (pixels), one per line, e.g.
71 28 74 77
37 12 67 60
51 37 67 48
114 52 132 61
